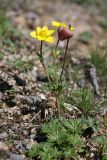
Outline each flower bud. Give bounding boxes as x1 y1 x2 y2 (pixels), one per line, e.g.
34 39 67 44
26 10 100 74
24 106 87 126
58 26 73 41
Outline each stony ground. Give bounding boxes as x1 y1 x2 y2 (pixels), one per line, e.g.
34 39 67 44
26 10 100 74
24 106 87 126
0 0 107 160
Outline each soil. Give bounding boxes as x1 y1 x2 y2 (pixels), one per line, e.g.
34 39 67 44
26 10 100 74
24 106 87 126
0 0 107 160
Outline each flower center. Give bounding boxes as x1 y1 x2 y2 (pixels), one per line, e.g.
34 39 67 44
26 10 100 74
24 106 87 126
39 30 47 37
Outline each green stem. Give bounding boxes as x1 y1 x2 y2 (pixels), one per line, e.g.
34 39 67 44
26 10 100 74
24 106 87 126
39 41 51 83
55 94 60 116
40 40 43 56
59 39 69 82
52 39 59 63
55 39 59 50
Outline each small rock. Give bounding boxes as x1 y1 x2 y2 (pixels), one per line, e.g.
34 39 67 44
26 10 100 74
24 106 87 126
102 107 107 115
90 153 94 158
30 134 35 139
64 103 80 113
15 142 26 153
22 96 43 114
39 93 46 100
25 96 42 105
37 74 49 82
36 67 49 82
84 63 100 95
9 79 16 86
90 66 100 95
71 57 80 65
31 128 36 134
8 153 24 160
78 78 85 87
26 140 35 150
22 130 28 137
0 132 8 140
0 142 8 151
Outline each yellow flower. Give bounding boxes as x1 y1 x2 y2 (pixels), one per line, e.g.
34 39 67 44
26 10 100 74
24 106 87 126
52 21 67 28
30 26 55 43
52 21 75 31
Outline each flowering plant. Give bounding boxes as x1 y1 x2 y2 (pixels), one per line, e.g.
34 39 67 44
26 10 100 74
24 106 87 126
30 21 75 116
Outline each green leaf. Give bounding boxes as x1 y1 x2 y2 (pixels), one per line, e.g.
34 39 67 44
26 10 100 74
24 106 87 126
102 155 107 160
42 119 67 145
63 147 78 159
64 119 83 135
0 52 4 60
99 19 107 29
27 143 40 158
8 58 33 72
39 143 61 160
94 136 105 145
78 31 93 44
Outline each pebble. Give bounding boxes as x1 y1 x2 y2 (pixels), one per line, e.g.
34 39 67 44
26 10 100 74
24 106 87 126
21 96 43 114
26 140 35 150
0 132 8 140
24 95 42 105
78 78 86 87
15 142 26 153
8 153 25 160
64 103 80 112
39 93 46 100
30 133 35 139
90 153 94 158
71 57 80 65
0 142 8 151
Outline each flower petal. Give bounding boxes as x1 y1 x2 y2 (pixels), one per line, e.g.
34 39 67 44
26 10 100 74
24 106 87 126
45 36 54 43
52 21 67 28
30 26 55 42
30 31 37 38
36 36 45 41
47 30 55 36
52 21 60 27
58 26 73 41
42 26 48 31
36 27 41 35
60 22 67 27
70 27 75 31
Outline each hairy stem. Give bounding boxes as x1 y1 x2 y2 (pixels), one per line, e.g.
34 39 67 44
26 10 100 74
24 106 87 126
52 39 60 63
40 41 51 83
59 39 69 82
55 39 59 50
55 94 60 116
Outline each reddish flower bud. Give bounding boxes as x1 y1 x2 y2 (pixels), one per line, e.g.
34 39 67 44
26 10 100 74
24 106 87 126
58 26 73 41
